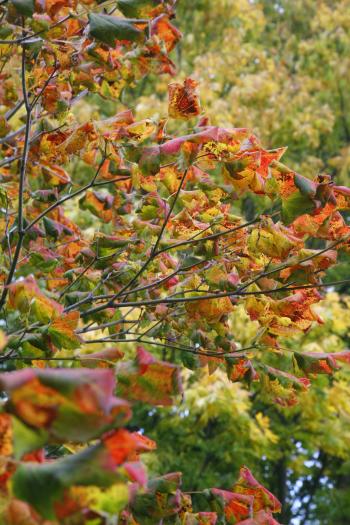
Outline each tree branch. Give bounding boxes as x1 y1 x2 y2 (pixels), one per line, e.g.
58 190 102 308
0 44 31 310
79 279 350 317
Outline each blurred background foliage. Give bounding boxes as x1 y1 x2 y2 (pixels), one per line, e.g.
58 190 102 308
133 0 350 182
73 1 350 523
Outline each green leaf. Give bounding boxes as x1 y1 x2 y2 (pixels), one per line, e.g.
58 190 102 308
224 159 248 178
139 146 161 176
11 0 34 16
131 472 182 523
43 216 73 239
293 352 338 375
88 13 144 47
181 351 200 370
117 0 159 17
294 173 316 197
281 190 315 225
91 483 129 515
181 255 204 268
0 26 13 39
12 444 119 519
19 252 59 276
13 462 63 519
12 416 48 460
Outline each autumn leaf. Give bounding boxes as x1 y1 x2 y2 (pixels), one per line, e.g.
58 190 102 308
11 435 146 519
0 330 8 352
208 488 252 523
116 346 183 406
186 296 234 323
0 368 131 442
48 310 81 350
168 78 201 120
79 189 114 222
262 366 310 407
78 347 125 367
248 219 301 259
103 428 156 464
8 277 63 323
117 0 174 18
233 466 281 514
151 14 182 52
131 472 182 522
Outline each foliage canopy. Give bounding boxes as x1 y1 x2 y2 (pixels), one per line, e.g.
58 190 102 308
0 0 350 523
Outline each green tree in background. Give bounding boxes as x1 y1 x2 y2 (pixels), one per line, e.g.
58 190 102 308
136 0 350 181
133 294 350 524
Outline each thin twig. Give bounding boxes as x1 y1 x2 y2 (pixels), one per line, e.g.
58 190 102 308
5 99 25 121
81 168 190 317
155 214 262 255
59 257 97 299
82 334 255 358
0 14 72 45
0 44 31 310
30 60 58 110
80 279 350 316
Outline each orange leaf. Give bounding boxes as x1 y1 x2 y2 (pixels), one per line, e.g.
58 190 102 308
186 296 234 323
168 78 201 120
233 466 281 513
48 311 81 350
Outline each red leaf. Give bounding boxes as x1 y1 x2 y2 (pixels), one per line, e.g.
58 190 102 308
233 467 281 514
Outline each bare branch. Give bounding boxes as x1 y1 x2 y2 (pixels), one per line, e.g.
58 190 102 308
79 279 350 317
0 44 32 310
